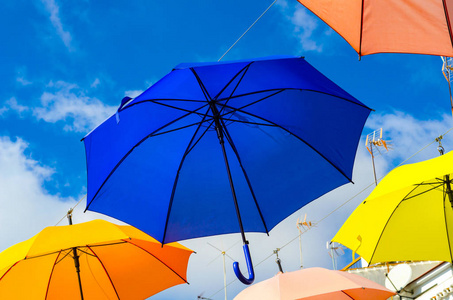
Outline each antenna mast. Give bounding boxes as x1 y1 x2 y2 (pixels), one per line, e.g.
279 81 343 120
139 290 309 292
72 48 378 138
365 128 391 186
296 214 314 269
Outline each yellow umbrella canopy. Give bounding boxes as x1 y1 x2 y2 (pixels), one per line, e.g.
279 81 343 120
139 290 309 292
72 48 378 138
0 219 193 299
333 151 453 264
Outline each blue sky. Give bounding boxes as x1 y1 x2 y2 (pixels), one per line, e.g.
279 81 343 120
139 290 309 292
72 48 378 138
1 0 453 299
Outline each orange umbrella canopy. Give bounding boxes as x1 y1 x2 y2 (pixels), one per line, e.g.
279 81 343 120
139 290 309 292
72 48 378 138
234 267 395 300
0 219 193 300
297 0 453 57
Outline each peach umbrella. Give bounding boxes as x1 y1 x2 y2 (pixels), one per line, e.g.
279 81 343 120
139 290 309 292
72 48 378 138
297 0 453 58
233 267 395 300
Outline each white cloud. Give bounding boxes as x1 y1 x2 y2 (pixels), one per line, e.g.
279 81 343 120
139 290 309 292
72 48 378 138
40 0 73 50
33 81 116 132
277 1 323 52
366 111 452 167
6 97 30 116
16 77 32 86
90 78 100 88
0 136 75 248
0 136 126 252
124 89 144 98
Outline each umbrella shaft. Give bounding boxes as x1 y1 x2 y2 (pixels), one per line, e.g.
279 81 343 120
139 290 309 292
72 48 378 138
219 137 247 244
446 175 453 208
209 100 247 243
72 247 84 300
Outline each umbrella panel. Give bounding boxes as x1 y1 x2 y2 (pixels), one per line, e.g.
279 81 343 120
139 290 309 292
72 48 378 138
297 0 453 57
0 242 191 300
334 178 453 264
88 88 367 244
0 254 56 299
370 180 453 263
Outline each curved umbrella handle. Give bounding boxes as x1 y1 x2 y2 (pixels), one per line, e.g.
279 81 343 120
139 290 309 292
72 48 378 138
233 243 255 285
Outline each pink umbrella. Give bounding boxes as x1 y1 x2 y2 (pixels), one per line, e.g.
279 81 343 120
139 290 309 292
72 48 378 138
234 267 395 300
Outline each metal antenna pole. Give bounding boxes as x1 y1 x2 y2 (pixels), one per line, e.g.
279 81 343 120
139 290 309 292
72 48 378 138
67 209 84 300
370 142 378 186
222 252 227 300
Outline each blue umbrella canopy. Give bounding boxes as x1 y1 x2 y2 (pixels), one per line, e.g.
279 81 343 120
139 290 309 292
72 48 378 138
83 56 371 283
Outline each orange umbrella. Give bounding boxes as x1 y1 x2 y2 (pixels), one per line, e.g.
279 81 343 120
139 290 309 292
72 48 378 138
0 219 193 300
297 0 453 58
233 267 395 300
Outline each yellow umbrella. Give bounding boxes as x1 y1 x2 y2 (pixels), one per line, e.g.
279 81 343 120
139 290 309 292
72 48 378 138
333 150 453 264
0 219 193 299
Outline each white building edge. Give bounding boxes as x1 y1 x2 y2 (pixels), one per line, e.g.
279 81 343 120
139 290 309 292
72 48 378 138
344 260 453 299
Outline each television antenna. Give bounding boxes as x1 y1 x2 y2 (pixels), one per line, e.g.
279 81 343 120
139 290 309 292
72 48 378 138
327 241 345 270
365 128 391 186
296 214 315 269
441 56 453 117
206 240 240 300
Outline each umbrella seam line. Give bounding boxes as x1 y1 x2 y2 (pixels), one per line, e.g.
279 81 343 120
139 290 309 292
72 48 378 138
403 182 444 201
125 240 188 284
218 89 285 124
44 251 62 300
442 0 453 50
216 88 371 111
162 106 213 244
359 0 364 57
220 118 270 234
0 260 20 283
130 100 209 117
86 245 121 300
219 106 355 183
341 290 355 299
368 184 421 263
216 64 252 118
85 106 208 211
214 63 252 101
442 183 453 262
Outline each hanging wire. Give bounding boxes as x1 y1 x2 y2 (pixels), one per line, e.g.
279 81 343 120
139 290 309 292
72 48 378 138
208 126 453 299
218 0 278 61
55 195 86 226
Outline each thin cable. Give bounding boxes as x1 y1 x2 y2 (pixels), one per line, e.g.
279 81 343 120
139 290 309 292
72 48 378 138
55 195 86 226
209 127 453 298
218 0 278 61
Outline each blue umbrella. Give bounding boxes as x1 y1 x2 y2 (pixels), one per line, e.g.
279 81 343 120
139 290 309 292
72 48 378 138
83 56 371 284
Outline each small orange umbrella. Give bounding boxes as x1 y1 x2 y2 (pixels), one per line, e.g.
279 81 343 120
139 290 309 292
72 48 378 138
233 267 395 300
297 0 453 58
0 219 193 300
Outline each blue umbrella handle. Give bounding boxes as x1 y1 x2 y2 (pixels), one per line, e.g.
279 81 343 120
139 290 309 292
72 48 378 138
233 244 255 285
115 96 132 123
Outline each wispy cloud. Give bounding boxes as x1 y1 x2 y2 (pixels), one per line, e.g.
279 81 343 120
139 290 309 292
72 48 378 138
6 81 116 132
40 0 73 50
276 0 323 52
5 97 30 116
124 89 144 98
90 78 100 88
33 81 116 132
16 77 32 86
